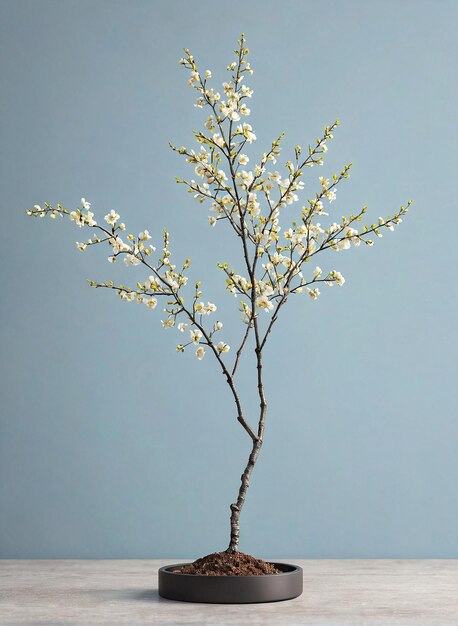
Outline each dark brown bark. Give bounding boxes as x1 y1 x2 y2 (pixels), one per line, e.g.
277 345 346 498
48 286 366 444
227 343 267 553
227 434 263 553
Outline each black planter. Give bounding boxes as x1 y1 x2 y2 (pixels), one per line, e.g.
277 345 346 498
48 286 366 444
158 562 303 603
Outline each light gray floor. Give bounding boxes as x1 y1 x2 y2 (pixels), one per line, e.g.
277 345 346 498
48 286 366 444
1 560 458 625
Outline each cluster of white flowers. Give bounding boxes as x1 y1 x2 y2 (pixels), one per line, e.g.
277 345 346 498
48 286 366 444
195 301 217 315
236 122 256 143
173 316 226 360
69 208 96 228
283 221 324 256
28 199 232 364
309 198 327 216
180 36 254 132
228 274 251 295
332 227 361 251
319 177 337 203
311 266 345 287
118 290 158 309
27 35 411 377
326 270 345 286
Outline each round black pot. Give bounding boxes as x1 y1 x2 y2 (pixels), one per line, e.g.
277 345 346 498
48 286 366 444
158 562 303 604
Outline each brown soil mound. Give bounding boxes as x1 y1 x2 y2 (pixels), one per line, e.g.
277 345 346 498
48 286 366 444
175 551 281 576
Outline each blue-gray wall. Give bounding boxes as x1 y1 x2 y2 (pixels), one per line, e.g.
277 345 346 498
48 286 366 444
1 0 457 559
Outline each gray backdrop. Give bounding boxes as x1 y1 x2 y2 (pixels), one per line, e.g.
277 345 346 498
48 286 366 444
1 0 457 559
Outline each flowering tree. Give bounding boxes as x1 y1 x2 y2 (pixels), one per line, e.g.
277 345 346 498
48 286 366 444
27 35 411 553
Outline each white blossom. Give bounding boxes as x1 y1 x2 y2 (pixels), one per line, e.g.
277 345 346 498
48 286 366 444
222 81 234 96
204 116 215 131
178 322 188 332
246 192 260 217
216 341 230 354
237 123 256 143
124 253 140 266
239 154 249 165
271 252 286 265
269 171 281 183
104 210 120 226
145 297 157 309
232 275 251 293
319 176 329 188
284 228 293 240
196 346 206 360
110 236 131 254
70 210 96 228
220 101 240 121
314 200 326 214
81 197 91 210
195 301 217 315
188 70 199 86
75 242 87 252
86 211 97 227
256 294 274 311
190 329 203 344
213 133 225 148
307 288 320 300
346 227 361 246
119 290 135 302
326 270 345 286
240 170 254 186
138 230 151 241
335 238 351 251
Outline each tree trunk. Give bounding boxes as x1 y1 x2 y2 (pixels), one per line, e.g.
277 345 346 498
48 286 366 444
227 352 267 554
227 436 264 552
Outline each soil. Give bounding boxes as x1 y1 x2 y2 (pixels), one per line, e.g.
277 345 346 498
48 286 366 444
174 551 281 576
